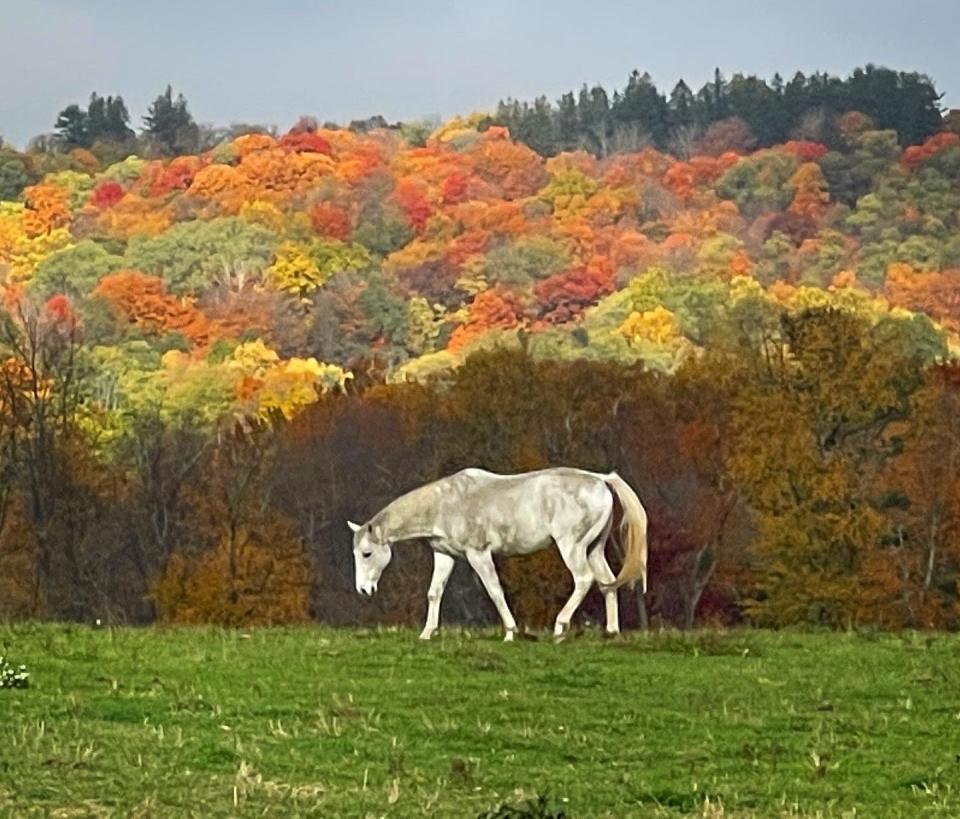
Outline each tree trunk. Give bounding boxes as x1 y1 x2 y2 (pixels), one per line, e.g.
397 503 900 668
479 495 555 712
636 589 648 629
684 547 718 630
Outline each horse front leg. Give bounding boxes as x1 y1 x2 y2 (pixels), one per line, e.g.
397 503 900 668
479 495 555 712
465 548 518 641
419 551 455 641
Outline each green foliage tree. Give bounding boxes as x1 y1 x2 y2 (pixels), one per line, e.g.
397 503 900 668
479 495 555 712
483 236 572 286
32 241 124 298
353 206 414 256
124 217 277 295
716 151 797 217
0 147 37 201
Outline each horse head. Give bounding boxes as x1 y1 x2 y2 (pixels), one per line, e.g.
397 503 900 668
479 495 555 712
348 520 393 596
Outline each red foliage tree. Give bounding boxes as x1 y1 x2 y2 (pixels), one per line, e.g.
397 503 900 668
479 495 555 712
150 156 205 196
782 140 829 162
44 294 73 324
533 257 615 323
441 172 469 205
392 178 433 233
901 132 960 171
308 201 352 240
90 181 124 209
279 131 333 155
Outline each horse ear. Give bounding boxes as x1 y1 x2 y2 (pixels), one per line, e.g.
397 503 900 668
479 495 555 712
347 520 361 533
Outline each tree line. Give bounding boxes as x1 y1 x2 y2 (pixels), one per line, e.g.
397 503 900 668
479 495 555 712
50 87 201 160
16 88 413 169
6 63 951 170
0 295 956 632
490 65 946 158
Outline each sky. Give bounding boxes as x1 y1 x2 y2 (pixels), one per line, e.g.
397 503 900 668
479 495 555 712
1 0 957 148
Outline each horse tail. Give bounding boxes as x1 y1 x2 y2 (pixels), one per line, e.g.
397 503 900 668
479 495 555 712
603 473 648 593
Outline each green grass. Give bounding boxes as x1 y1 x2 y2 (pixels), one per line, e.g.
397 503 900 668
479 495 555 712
1 626 959 817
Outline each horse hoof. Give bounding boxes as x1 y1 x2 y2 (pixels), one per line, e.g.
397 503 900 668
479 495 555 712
503 631 515 642
418 632 433 641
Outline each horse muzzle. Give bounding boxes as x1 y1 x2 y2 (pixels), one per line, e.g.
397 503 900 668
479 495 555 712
357 581 378 596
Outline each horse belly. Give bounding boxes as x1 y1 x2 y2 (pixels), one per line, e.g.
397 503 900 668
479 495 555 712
493 530 553 556
480 497 555 556
447 471 608 555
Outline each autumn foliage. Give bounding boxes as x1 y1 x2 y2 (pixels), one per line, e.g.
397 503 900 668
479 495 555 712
0 98 959 630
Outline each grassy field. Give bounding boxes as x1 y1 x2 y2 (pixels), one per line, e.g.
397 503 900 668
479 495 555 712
0 625 959 818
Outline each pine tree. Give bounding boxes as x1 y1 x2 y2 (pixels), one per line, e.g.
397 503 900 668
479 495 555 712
669 80 695 128
54 93 134 149
54 104 89 147
143 85 199 156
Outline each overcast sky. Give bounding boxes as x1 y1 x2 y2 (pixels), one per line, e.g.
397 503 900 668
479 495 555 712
1 0 957 148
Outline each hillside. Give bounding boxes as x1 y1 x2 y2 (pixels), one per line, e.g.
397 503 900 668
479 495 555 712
2 112 959 387
1 88 960 630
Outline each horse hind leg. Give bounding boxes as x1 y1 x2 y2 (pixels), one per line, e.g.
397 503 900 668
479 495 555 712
554 513 611 641
587 546 620 635
586 492 618 635
552 547 593 641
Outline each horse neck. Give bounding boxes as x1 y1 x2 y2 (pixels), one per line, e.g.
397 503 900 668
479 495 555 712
374 483 440 542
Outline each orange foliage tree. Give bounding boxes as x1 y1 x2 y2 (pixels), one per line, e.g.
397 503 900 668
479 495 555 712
94 270 213 345
448 288 524 351
885 263 960 333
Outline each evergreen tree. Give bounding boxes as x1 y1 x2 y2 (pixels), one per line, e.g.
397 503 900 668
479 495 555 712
142 85 200 156
578 85 612 156
556 92 580 151
103 95 135 142
54 93 135 150
54 104 89 148
613 71 670 146
492 64 943 158
669 79 695 128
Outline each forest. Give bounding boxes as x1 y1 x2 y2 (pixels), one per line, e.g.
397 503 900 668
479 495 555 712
1 65 959 630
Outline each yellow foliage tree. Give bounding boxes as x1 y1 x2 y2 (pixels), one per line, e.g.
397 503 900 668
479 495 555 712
229 340 352 420
255 359 352 420
541 169 599 218
429 113 488 146
3 227 72 282
267 241 331 299
239 199 286 232
618 305 682 345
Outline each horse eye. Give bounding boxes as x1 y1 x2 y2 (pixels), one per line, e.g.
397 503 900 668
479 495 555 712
361 551 373 559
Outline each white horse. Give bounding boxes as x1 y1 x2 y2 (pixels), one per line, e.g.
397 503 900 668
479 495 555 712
347 467 648 641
